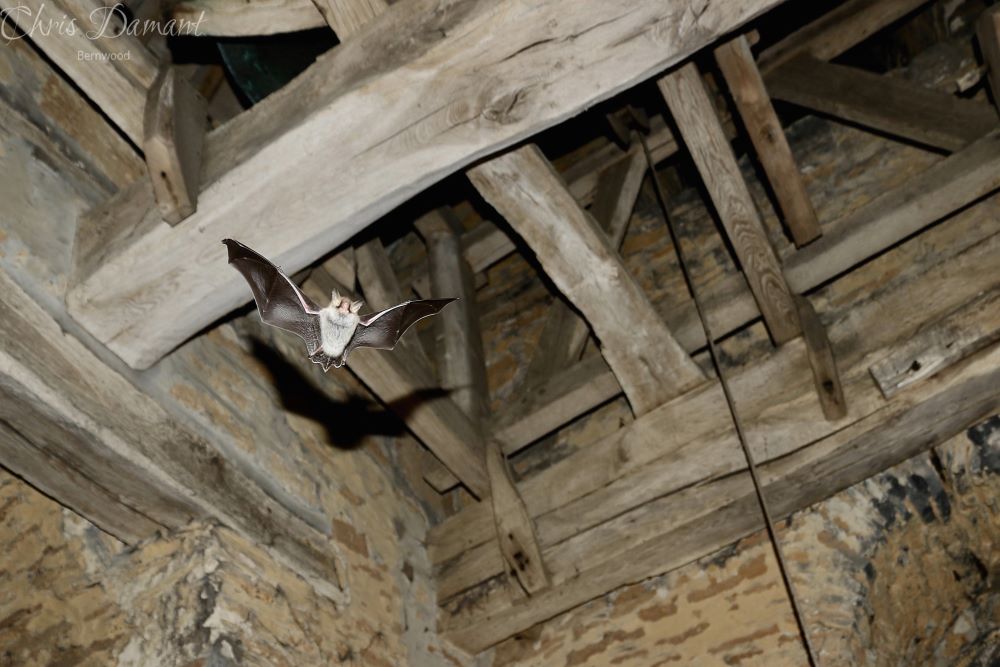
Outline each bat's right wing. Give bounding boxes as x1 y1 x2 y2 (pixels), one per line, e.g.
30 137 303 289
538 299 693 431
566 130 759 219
348 298 456 356
223 239 324 356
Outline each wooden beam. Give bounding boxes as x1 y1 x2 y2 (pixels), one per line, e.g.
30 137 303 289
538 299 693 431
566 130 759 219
144 68 208 225
304 265 489 498
715 35 822 247
795 295 847 421
784 130 1000 292
429 217 1000 604
869 290 1000 399
757 0 930 75
441 343 1000 651
417 212 490 425
521 145 647 388
978 6 1000 115
659 62 800 344
767 55 998 153
311 0 386 38
171 0 325 36
66 0 790 370
485 439 549 595
468 145 705 416
0 268 344 598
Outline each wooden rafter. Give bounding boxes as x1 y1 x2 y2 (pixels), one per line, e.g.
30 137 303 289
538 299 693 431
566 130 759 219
659 62 800 344
978 6 1000 114
66 0 790 370
172 0 326 36
311 0 386 38
715 35 822 247
768 55 997 153
469 145 705 417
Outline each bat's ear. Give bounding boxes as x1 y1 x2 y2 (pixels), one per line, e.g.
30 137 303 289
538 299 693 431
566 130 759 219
330 289 341 304
350 300 363 314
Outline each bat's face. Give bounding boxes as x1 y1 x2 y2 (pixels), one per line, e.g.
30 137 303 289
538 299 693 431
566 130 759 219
330 291 363 314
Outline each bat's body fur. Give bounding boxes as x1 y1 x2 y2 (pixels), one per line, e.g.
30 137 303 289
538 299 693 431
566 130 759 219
319 293 362 360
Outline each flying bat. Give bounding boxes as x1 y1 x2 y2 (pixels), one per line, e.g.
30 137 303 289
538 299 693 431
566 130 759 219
223 239 455 370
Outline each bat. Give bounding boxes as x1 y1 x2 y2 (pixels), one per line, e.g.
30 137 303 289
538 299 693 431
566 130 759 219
223 239 455 370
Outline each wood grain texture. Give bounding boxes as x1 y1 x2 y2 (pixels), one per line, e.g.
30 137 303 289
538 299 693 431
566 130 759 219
486 439 549 595
521 145 646 388
171 0 326 36
441 343 1000 651
869 289 1000 398
659 62 799 343
66 0 789 369
143 68 208 225
305 266 489 498
978 6 1000 115
768 55 997 153
757 0 930 74
469 145 704 416
796 295 846 421
715 35 821 247
0 0 158 143
311 0 387 37
784 130 1000 292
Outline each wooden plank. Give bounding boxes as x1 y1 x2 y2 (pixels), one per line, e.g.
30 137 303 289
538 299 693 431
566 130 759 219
659 63 800 344
311 0 386 38
978 6 1000 115
468 145 705 416
441 340 1000 650
0 0 158 143
757 0 930 75
0 268 344 599
144 68 208 225
795 295 847 421
429 221 1000 600
304 266 489 498
521 145 646 387
485 439 549 595
715 36 821 247
869 290 1000 398
784 130 1000 292
171 0 326 36
66 0 791 370
417 212 491 425
767 55 997 153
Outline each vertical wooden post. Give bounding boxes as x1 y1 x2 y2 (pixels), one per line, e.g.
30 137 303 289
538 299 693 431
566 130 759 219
977 6 1000 114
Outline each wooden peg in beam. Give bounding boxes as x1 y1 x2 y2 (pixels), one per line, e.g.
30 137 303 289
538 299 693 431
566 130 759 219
143 67 207 225
795 295 847 421
976 6 1000 115
311 0 387 38
485 438 549 596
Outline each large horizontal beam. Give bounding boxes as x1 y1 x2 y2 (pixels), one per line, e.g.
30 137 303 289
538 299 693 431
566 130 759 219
67 0 788 369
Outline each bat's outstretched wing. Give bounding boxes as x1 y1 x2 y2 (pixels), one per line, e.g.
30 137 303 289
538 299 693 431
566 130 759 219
223 239 324 357
346 298 456 356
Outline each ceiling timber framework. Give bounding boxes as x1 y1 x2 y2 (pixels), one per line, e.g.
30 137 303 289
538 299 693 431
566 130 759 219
1 0 1000 661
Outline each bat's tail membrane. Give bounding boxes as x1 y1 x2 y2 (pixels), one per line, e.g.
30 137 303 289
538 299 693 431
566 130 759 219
308 348 346 372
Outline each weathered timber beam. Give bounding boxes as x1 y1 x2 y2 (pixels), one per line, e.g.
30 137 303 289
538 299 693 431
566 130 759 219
784 130 1000 292
795 295 847 421
978 6 1000 115
0 0 158 143
66 0 790 370
757 0 931 75
144 67 208 225
468 145 705 416
659 62 800 344
0 268 344 599
311 0 386 38
440 343 1000 651
767 55 997 153
869 290 1000 399
715 35 822 247
305 265 489 498
171 0 326 35
429 214 1000 597
521 144 647 389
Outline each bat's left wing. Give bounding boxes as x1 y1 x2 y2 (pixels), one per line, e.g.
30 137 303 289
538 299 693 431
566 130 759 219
346 298 456 356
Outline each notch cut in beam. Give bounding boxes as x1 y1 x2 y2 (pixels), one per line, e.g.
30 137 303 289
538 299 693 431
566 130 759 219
468 145 705 417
